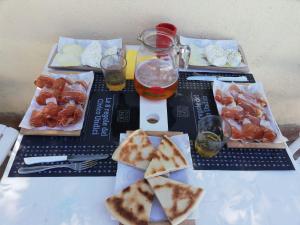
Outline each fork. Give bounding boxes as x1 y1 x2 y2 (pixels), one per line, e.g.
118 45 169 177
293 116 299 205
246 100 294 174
18 160 98 174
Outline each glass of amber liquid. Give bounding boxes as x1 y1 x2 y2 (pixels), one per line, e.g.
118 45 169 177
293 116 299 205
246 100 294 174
100 54 127 91
195 115 231 158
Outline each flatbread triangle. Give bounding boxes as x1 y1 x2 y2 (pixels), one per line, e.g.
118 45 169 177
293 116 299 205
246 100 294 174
105 179 154 225
147 176 204 225
144 135 189 178
112 129 155 170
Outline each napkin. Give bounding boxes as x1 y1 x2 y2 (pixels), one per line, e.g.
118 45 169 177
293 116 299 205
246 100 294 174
0 124 18 166
114 133 198 222
125 50 137 80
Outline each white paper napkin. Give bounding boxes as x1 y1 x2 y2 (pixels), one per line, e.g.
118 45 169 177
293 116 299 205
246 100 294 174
114 133 198 222
0 125 18 166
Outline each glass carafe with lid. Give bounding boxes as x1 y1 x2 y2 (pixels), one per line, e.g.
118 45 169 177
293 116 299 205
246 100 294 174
134 28 190 100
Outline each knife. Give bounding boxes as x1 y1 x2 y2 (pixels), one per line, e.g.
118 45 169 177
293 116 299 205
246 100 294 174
186 75 248 82
24 154 109 165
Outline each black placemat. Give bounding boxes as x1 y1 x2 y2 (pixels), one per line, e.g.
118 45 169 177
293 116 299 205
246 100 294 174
168 71 255 139
9 75 139 177
169 72 294 171
191 146 294 170
8 72 294 177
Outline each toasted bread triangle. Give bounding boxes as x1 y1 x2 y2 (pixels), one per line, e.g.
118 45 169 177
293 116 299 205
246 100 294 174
112 129 155 170
147 176 204 225
105 179 154 225
144 135 189 178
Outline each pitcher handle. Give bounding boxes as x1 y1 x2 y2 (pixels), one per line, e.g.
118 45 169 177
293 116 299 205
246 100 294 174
117 48 125 58
178 44 191 69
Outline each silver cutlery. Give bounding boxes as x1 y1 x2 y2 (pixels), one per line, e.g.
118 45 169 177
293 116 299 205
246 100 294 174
186 74 248 82
24 154 109 165
18 160 98 174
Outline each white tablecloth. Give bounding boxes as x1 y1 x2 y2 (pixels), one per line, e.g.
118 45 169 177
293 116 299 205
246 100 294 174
1 44 300 225
0 134 299 225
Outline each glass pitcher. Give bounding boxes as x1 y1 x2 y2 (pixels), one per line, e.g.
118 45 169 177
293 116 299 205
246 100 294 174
134 28 191 100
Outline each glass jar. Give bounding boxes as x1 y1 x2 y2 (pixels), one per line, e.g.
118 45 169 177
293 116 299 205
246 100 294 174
134 28 190 100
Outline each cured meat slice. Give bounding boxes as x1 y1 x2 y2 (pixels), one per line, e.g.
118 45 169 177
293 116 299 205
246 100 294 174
236 95 263 117
57 104 83 126
36 90 54 105
215 89 234 105
53 78 68 95
242 119 264 140
30 110 45 127
221 106 244 122
42 102 62 117
45 117 58 127
262 128 277 142
244 114 261 126
34 75 55 88
73 107 83 124
226 119 243 139
260 120 277 142
228 84 242 99
60 91 87 105
231 126 244 139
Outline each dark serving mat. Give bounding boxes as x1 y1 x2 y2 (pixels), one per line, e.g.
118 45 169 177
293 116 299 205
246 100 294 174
191 146 294 170
169 72 294 171
8 72 294 177
9 75 139 177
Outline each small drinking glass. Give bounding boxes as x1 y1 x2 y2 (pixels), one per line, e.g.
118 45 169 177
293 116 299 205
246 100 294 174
195 115 231 158
100 53 127 91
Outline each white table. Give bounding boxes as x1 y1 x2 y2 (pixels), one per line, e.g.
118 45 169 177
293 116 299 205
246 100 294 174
1 134 300 225
2 44 300 225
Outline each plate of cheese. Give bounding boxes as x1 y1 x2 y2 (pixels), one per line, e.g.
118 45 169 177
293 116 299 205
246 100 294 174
180 36 249 73
48 36 122 72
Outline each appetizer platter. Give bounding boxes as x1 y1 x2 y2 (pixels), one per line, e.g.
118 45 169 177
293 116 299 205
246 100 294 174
48 36 122 72
106 129 204 225
213 81 287 148
180 36 249 73
19 71 94 136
